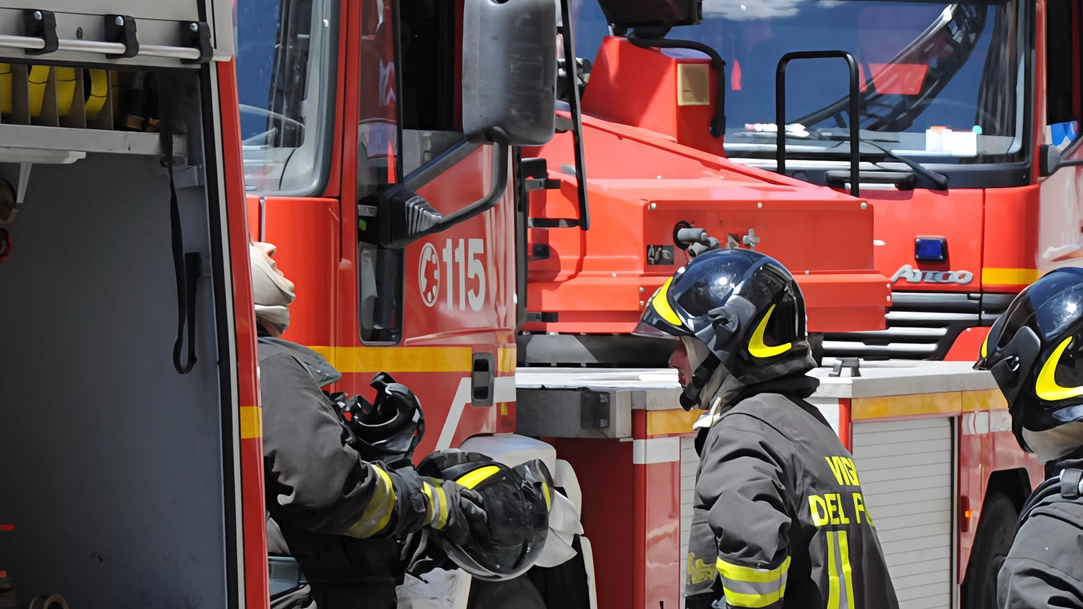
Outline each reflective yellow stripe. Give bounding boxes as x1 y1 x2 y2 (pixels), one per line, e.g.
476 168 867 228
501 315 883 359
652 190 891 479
456 465 501 490
839 530 855 606
651 277 683 327
716 556 789 608
434 485 449 530
345 466 396 539
716 555 790 584
542 481 552 510
748 304 792 359
239 406 262 439
827 531 840 609
421 482 435 526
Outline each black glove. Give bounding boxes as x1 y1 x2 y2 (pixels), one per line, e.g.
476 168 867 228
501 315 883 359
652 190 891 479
423 477 487 546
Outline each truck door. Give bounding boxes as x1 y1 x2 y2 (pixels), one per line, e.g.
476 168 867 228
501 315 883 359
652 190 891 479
1038 0 1083 273
347 0 520 456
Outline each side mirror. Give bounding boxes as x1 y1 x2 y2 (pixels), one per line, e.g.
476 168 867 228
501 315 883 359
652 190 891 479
1040 143 1063 177
462 0 557 146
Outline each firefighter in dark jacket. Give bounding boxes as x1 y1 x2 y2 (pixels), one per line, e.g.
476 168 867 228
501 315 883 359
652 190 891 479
633 246 899 609
975 267 1083 609
249 241 486 609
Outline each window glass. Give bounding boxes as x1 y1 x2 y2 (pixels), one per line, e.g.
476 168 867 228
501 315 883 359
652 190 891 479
572 0 1025 164
235 0 335 193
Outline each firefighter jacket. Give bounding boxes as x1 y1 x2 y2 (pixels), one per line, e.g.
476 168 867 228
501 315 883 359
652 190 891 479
684 374 900 609
259 336 430 608
997 449 1083 609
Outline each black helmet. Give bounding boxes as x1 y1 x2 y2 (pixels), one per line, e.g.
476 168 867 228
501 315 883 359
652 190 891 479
633 248 816 410
331 372 425 468
417 450 552 581
975 268 1083 456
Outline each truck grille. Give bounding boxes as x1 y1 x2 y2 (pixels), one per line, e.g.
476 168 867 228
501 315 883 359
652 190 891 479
822 292 1013 360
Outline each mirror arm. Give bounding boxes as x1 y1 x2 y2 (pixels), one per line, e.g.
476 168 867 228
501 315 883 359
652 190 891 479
433 143 509 229
1058 158 1083 168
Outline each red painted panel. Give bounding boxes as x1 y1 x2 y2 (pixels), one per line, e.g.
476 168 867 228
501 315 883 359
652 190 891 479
863 188 984 292
644 461 682 609
261 197 339 350
984 185 1041 291
217 59 269 609
552 439 636 609
944 327 990 362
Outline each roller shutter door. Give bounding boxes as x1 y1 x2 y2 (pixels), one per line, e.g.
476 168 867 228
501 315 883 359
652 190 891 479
852 417 954 609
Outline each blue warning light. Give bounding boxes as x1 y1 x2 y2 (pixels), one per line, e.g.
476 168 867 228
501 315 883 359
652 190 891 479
915 237 947 262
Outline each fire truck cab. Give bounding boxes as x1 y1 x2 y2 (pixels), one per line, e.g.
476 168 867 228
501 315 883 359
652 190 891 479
570 0 1083 363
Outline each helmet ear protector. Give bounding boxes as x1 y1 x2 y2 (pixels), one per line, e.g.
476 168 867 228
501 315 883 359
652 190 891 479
986 325 1041 452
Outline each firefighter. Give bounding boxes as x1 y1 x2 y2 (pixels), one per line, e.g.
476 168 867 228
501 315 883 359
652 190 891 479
249 241 487 609
974 267 1083 609
633 247 899 609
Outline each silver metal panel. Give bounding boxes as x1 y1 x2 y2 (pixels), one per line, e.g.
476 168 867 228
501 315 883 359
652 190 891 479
0 153 230 606
679 437 698 598
0 1 234 67
515 387 632 439
853 418 954 609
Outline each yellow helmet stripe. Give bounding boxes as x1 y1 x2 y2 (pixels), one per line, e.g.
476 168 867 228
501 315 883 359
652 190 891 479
456 465 501 490
980 332 989 359
749 304 792 359
1036 336 1083 401
651 277 683 327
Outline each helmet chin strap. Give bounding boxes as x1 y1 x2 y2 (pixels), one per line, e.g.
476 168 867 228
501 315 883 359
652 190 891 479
680 353 720 411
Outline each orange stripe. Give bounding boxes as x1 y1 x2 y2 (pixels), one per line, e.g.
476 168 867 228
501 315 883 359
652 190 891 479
308 346 518 374
982 268 1043 286
647 409 700 436
240 406 262 439
852 392 959 421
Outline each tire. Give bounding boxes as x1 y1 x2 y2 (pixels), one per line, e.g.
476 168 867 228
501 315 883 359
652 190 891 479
960 491 1018 609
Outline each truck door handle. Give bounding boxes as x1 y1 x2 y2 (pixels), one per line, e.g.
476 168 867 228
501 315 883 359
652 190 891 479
471 352 495 407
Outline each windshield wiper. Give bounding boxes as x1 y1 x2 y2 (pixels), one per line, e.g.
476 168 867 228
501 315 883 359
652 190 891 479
864 140 949 190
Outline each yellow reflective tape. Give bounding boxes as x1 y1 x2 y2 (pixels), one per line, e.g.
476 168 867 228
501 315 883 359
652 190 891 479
542 482 551 510
720 588 784 609
309 346 474 374
838 530 855 606
346 466 396 538
456 465 501 490
651 277 683 327
1036 336 1083 401
716 555 790 584
827 531 840 609
84 69 109 119
982 267 1042 286
421 482 435 526
980 331 988 359
240 406 262 439
748 304 792 359
435 485 449 530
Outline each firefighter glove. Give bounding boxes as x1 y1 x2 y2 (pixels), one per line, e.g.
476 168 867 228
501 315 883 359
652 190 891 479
423 477 488 546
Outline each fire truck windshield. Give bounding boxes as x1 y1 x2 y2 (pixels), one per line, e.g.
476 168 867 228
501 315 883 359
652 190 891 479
235 0 335 194
573 0 1024 165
